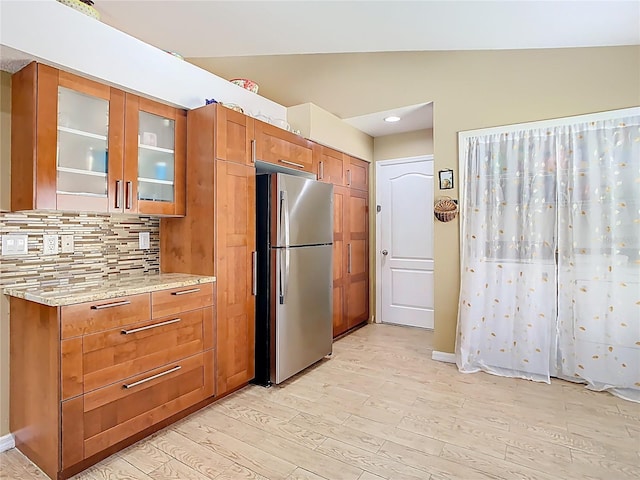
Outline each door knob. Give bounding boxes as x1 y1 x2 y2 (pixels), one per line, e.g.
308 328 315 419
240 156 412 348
382 250 388 256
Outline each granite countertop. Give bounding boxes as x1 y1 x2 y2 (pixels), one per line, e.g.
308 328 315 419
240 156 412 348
3 272 216 307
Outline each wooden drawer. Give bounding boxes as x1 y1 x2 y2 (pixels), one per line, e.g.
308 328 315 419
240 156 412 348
80 308 211 393
61 294 150 339
151 282 213 319
62 350 214 463
254 120 315 173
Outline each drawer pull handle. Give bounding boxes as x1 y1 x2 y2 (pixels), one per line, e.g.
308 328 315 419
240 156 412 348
278 159 304 169
91 300 131 310
123 365 181 389
121 318 181 335
171 288 201 296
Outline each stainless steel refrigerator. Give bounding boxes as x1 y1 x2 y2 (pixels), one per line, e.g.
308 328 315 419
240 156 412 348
255 172 333 385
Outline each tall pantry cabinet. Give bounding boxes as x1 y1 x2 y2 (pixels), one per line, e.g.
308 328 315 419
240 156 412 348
318 147 370 337
161 104 255 397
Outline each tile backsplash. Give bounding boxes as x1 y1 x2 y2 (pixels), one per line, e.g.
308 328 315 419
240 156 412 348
0 211 159 290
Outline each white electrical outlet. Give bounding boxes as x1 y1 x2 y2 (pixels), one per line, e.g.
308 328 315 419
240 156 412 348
61 235 74 253
43 234 59 255
139 232 150 249
1 234 28 256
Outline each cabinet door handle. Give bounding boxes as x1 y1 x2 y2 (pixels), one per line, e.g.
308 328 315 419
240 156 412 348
91 300 131 310
319 161 324 180
171 288 201 296
250 139 256 164
347 169 352 186
347 243 352 274
115 180 122 209
125 181 133 209
121 318 181 335
278 159 304 169
123 365 181 389
252 251 258 296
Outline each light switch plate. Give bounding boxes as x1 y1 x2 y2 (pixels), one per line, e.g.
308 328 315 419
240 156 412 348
61 235 74 253
1 234 28 256
43 234 59 255
139 232 150 249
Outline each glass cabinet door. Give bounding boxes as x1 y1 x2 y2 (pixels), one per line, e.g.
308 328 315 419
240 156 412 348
137 111 175 203
56 86 109 199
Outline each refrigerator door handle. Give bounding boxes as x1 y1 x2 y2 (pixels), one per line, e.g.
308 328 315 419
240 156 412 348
278 249 290 304
284 248 290 303
252 251 258 296
280 190 290 247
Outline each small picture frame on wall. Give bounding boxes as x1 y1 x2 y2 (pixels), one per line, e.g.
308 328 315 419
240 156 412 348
439 169 454 189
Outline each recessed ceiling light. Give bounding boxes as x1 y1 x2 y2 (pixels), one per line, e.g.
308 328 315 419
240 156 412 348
384 115 401 123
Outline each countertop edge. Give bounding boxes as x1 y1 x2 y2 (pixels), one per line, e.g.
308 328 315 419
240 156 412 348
3 274 216 307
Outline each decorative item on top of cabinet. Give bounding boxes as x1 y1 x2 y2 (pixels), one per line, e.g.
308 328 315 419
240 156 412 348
10 62 186 216
254 118 318 173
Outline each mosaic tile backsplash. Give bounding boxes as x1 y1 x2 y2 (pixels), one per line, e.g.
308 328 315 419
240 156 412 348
0 211 160 291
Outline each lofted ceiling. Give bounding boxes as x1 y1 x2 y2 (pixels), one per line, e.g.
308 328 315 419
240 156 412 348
53 1 640 136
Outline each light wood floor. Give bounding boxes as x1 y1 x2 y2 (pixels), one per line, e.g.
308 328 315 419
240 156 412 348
2 324 639 480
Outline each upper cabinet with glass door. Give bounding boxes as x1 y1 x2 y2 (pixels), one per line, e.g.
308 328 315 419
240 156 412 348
11 62 124 212
11 62 186 216
124 95 186 216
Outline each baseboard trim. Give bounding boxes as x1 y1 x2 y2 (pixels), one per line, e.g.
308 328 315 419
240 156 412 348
0 433 15 452
432 351 456 364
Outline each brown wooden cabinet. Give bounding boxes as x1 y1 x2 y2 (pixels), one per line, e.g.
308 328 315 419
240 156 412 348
319 147 370 334
162 104 256 398
346 155 369 191
254 118 317 173
215 160 256 395
215 105 255 166
320 146 370 337
10 62 186 216
9 282 215 480
346 188 370 329
331 185 349 336
318 146 348 184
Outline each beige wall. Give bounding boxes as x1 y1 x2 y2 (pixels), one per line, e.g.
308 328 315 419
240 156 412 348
287 102 374 160
198 46 640 354
0 71 11 436
373 128 434 161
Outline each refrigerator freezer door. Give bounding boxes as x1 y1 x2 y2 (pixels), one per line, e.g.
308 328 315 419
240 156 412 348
274 173 333 247
274 244 333 384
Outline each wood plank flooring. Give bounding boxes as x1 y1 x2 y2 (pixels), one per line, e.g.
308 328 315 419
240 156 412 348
1 324 638 479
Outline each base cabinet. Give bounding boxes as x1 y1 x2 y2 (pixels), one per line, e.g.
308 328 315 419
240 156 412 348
9 283 215 480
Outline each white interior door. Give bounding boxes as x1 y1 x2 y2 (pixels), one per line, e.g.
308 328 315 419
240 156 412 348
376 157 434 328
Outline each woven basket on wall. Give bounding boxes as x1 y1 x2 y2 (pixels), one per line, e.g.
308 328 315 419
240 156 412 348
434 197 458 222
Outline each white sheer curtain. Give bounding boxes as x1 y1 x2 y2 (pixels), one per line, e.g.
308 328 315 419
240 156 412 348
457 109 640 401
457 129 558 383
557 115 640 401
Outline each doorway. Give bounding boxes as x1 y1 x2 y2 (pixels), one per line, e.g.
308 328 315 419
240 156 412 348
376 156 434 328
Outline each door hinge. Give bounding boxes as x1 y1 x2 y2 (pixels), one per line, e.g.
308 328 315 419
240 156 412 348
376 205 381 213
